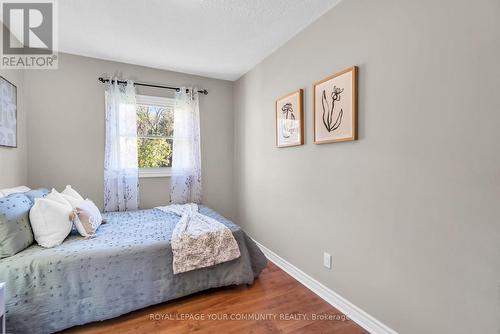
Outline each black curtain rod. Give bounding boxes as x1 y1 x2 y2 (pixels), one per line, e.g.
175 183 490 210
98 77 208 95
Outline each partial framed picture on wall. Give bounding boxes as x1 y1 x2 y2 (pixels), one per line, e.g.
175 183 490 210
275 89 304 148
313 66 357 144
0 76 17 148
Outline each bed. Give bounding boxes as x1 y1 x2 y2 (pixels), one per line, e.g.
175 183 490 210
0 206 267 334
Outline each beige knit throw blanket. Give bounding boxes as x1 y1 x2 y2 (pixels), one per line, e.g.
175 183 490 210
156 203 241 274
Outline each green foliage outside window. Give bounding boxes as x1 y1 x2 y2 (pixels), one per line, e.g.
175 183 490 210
136 104 173 168
138 138 172 168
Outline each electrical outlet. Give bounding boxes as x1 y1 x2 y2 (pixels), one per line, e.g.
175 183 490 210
323 252 332 269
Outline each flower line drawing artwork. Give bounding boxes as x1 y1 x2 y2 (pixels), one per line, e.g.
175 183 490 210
281 102 295 138
314 66 357 144
276 89 303 148
321 86 344 132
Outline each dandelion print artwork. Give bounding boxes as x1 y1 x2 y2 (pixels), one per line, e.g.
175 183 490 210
0 76 17 148
275 89 303 148
314 66 358 144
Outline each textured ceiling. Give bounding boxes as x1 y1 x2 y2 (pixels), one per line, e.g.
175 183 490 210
59 0 342 80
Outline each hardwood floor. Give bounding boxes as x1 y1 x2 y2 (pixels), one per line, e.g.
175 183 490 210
63 263 368 334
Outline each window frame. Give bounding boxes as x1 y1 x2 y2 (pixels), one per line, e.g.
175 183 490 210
136 94 174 178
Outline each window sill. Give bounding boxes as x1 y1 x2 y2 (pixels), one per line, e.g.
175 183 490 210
139 168 172 178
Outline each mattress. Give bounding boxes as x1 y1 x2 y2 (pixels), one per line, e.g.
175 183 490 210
0 206 267 333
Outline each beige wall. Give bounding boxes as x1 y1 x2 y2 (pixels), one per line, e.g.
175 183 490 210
25 53 235 218
0 69 27 188
233 0 500 333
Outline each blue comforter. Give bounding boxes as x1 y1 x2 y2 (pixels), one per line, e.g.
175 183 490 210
0 206 267 333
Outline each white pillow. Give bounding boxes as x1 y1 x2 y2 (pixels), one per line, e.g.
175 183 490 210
0 186 31 197
46 189 72 207
29 192 73 248
71 199 103 238
61 185 84 208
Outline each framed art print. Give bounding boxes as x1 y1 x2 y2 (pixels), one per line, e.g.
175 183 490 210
275 89 304 148
0 76 17 148
313 66 357 144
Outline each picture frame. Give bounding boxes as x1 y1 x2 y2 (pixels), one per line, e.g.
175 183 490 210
313 66 357 144
275 89 304 148
0 76 17 148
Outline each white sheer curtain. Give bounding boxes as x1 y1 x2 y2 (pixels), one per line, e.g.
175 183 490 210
103 80 139 212
170 87 202 204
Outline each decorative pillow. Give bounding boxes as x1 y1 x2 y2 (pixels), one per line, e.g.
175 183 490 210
45 189 73 207
29 193 73 248
61 185 84 208
0 193 34 258
24 188 49 204
70 199 103 238
0 186 31 198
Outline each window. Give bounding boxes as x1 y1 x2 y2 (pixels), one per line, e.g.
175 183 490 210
136 95 174 178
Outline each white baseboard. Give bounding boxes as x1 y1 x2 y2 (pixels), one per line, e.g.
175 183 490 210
254 240 398 334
